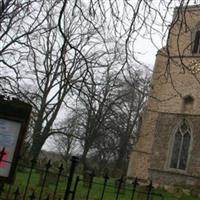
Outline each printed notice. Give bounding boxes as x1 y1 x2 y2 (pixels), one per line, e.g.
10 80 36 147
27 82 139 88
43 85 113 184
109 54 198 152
0 119 21 177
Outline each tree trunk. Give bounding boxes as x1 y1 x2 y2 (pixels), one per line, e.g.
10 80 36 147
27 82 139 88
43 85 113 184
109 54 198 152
82 147 89 173
81 141 91 186
115 135 129 176
29 135 47 161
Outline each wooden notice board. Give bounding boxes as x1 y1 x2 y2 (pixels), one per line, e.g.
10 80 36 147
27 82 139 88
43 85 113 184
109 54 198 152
0 96 32 183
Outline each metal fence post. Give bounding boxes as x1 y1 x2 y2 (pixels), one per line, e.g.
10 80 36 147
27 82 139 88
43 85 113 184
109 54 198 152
131 177 138 200
63 156 79 200
100 173 109 200
0 148 6 197
85 170 95 200
115 176 124 200
53 163 64 200
13 187 20 200
71 176 80 200
38 160 52 200
146 180 153 200
23 159 36 200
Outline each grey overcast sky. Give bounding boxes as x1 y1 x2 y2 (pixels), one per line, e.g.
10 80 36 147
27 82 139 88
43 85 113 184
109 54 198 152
42 1 180 152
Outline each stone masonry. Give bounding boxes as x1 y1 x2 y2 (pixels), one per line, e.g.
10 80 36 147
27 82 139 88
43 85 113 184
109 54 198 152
127 5 200 186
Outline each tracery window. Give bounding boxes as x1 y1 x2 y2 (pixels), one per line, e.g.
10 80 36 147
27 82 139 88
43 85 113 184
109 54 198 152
170 119 191 170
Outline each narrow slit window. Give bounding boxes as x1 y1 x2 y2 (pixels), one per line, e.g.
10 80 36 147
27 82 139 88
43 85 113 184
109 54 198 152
193 30 200 54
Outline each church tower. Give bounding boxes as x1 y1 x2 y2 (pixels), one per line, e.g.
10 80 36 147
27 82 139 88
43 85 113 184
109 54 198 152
127 5 200 186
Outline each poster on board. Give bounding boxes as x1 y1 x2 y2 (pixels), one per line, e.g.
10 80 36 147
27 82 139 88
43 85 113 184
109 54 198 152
0 119 21 178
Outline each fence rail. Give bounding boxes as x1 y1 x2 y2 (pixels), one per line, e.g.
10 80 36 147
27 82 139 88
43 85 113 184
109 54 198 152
0 148 164 200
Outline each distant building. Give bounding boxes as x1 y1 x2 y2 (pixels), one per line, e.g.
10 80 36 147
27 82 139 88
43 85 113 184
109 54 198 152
127 5 200 187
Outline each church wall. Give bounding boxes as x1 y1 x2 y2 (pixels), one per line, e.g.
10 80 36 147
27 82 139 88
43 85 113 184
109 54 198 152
149 52 200 115
149 113 200 186
148 5 200 115
127 111 158 180
127 5 200 186
169 6 200 56
150 169 200 187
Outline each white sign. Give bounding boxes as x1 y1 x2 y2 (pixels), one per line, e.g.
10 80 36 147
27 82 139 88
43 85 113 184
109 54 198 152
0 119 21 177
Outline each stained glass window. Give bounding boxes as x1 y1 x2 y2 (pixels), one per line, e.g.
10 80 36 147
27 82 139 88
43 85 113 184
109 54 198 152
170 120 191 170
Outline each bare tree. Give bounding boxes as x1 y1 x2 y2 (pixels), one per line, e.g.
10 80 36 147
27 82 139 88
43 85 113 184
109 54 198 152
1 1 199 90
52 111 85 164
0 0 56 83
114 70 149 174
88 68 149 175
1 0 126 160
0 0 89 159
63 67 122 171
1 0 198 161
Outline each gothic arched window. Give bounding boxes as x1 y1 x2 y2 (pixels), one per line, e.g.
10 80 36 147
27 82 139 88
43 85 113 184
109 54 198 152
170 119 191 170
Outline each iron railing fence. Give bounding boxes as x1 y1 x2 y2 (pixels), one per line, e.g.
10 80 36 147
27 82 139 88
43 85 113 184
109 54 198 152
69 175 164 200
0 148 164 200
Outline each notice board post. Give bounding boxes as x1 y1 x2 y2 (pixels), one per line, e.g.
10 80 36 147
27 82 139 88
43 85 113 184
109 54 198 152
0 96 32 184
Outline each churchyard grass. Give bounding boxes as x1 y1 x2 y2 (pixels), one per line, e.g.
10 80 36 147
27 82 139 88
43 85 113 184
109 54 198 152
4 170 198 200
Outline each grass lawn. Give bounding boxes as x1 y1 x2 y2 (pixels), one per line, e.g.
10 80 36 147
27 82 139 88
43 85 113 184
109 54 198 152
1 170 199 200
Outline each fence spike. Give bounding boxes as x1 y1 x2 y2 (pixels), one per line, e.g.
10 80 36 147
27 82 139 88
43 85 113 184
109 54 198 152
58 163 64 173
63 156 79 200
52 163 64 200
100 172 109 200
71 176 80 200
6 184 12 200
45 160 52 169
13 187 20 200
29 191 36 200
146 180 153 200
85 171 95 200
44 194 50 200
130 177 138 200
0 182 4 197
38 160 52 200
132 177 138 188
23 159 37 200
31 158 37 166
104 172 109 180
115 176 124 200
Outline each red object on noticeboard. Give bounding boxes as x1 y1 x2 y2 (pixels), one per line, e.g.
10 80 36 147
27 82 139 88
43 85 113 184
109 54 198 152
0 151 8 168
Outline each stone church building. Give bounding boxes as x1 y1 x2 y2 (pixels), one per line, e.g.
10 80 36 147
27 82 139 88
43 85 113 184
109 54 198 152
127 5 200 187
